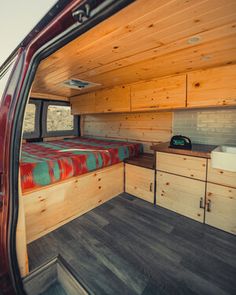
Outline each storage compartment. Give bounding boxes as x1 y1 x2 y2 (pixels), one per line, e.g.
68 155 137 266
205 183 236 235
207 159 236 188
156 152 207 181
125 163 154 203
156 171 205 222
23 256 88 295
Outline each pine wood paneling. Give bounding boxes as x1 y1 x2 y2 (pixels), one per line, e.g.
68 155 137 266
156 152 207 181
187 64 236 107
95 85 130 113
131 75 186 111
206 183 236 235
31 0 236 98
23 163 124 243
71 92 96 114
83 112 172 153
207 159 236 188
125 164 154 203
156 171 205 222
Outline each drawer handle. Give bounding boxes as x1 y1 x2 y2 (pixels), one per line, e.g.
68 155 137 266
199 197 205 209
150 183 153 192
206 199 211 212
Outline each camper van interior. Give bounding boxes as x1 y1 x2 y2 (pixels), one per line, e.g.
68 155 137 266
16 0 236 294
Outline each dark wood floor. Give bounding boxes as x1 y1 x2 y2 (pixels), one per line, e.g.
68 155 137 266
28 193 236 295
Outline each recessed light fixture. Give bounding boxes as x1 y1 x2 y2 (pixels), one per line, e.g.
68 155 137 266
201 55 211 61
62 78 101 90
187 36 201 44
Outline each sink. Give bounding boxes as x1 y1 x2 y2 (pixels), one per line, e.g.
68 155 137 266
211 145 236 172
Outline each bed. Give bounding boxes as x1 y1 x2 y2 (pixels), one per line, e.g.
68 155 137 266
20 137 143 193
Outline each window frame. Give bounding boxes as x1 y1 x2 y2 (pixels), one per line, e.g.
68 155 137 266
23 99 42 139
42 100 79 138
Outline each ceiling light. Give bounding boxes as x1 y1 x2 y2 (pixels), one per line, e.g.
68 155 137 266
187 36 201 44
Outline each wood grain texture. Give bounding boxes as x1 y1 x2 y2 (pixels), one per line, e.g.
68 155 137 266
206 183 236 235
125 164 154 203
187 64 236 107
156 152 207 181
82 112 172 153
71 92 96 114
131 74 186 111
208 159 236 188
28 194 236 295
31 0 236 98
23 163 124 243
156 171 205 222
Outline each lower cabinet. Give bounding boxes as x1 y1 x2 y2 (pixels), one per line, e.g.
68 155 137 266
156 171 205 222
205 183 236 235
125 164 154 203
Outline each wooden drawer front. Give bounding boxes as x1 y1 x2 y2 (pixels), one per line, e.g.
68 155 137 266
187 64 236 108
156 172 205 222
95 85 130 113
71 92 96 114
206 183 236 235
131 74 186 111
156 152 207 181
207 160 236 188
125 164 154 203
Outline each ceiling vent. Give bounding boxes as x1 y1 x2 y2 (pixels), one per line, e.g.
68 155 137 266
62 79 101 90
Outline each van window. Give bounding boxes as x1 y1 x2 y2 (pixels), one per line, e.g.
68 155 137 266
23 103 36 133
47 105 73 132
23 100 41 139
42 101 79 137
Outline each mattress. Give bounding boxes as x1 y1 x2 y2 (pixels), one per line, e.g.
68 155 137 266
20 137 143 193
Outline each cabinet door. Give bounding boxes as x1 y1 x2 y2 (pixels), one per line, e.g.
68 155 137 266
156 152 207 181
95 85 130 113
125 164 154 203
207 160 236 188
156 172 205 222
205 183 236 235
131 74 186 111
187 64 236 108
71 92 96 114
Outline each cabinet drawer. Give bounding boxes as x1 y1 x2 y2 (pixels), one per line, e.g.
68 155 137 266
125 164 154 203
156 172 205 222
207 160 236 188
156 152 207 181
206 183 236 235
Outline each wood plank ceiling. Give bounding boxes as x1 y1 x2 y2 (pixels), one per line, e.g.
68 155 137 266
31 0 236 99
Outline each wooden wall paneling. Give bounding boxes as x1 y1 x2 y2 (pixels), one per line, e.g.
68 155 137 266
156 152 207 181
83 112 173 153
156 171 205 222
23 163 124 243
30 92 69 101
205 183 236 235
187 64 236 107
70 92 96 114
131 74 186 111
207 159 236 188
95 85 130 113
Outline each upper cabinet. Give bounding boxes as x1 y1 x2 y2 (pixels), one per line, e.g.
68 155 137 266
71 92 96 115
131 74 186 111
95 85 130 113
187 64 236 108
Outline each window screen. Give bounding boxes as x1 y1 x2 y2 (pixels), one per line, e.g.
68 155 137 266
47 105 73 132
23 100 41 139
42 101 79 137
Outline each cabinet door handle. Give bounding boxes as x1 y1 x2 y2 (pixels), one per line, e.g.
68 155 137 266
206 199 211 212
150 183 153 192
199 197 205 209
